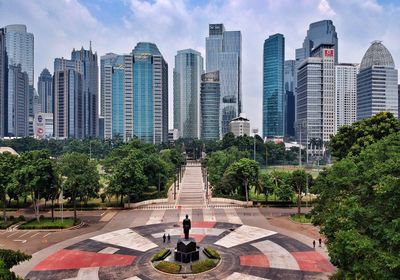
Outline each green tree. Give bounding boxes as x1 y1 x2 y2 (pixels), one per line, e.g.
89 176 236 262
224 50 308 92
289 170 311 217
224 158 259 204
329 112 400 160
0 152 18 221
0 249 31 280
312 132 400 279
142 154 172 195
58 152 99 222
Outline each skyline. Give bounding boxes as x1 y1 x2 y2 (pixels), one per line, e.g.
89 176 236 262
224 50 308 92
1 0 399 134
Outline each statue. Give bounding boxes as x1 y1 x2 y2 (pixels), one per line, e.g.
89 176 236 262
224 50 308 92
182 214 191 239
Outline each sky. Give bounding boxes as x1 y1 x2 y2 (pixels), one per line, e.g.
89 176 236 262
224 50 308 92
0 0 399 134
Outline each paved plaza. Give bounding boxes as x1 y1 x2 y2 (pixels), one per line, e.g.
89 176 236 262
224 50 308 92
9 164 334 279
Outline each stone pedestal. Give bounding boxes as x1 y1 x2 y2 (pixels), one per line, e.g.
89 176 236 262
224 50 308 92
174 238 199 263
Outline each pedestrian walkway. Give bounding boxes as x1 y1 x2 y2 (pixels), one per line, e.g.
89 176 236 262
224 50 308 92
176 161 206 208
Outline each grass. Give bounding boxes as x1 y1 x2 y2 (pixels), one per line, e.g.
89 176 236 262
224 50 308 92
203 247 221 259
191 259 217 273
0 220 16 229
18 217 78 229
155 261 181 274
151 248 170 262
290 213 312 223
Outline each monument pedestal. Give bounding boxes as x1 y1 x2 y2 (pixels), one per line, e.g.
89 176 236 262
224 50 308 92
174 238 199 263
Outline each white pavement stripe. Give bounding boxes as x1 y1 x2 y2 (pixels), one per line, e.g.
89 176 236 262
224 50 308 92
124 277 142 280
30 232 40 238
214 225 276 248
145 209 166 225
224 208 242 224
179 208 192 223
91 228 157 252
202 208 216 222
42 233 51 238
152 227 225 239
7 232 19 238
252 240 300 270
224 272 270 280
76 267 99 280
18 231 32 238
98 247 119 254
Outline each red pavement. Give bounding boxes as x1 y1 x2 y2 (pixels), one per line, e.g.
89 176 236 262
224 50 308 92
292 251 335 273
240 255 269 268
33 249 136 271
180 234 205 243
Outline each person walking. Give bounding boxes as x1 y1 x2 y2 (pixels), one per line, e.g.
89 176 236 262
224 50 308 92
319 238 322 247
313 240 316 249
167 234 171 243
163 234 166 243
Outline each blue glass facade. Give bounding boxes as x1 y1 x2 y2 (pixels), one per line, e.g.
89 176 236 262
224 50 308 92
263 34 285 138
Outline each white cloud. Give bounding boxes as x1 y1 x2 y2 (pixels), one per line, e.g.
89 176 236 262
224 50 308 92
0 0 399 136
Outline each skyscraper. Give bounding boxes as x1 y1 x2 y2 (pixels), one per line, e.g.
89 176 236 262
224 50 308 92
335 63 359 131
200 71 220 140
284 60 296 137
103 55 134 141
357 41 398 120
297 44 335 148
0 28 7 137
37 68 53 113
206 24 241 137
100 52 119 117
263 34 284 138
71 46 99 137
173 49 204 139
132 42 168 144
8 64 29 137
296 20 338 64
53 58 84 139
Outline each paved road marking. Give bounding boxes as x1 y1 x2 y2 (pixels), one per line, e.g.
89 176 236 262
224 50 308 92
7 231 19 238
224 272 269 280
13 239 27 243
124 277 142 280
100 211 117 222
145 209 166 225
30 232 40 238
252 240 300 270
18 231 32 238
91 228 157 252
77 267 99 280
224 208 242 224
215 225 276 248
98 247 119 254
42 233 51 238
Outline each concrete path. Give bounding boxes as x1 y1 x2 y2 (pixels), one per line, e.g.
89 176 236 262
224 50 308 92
176 162 206 208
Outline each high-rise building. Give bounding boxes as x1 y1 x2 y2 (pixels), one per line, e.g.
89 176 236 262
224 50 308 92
71 46 99 137
8 64 29 137
335 63 359 131
37 68 53 113
229 113 250 137
206 24 241 137
284 60 296 137
357 41 398 120
297 44 335 147
132 42 168 144
200 71 220 140
263 34 285 138
173 49 204 139
398 85 400 119
100 53 119 117
53 58 84 139
103 55 134 141
296 20 338 64
0 28 7 137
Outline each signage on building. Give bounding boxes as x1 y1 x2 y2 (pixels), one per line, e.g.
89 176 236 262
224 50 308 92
324 49 334 57
35 113 45 139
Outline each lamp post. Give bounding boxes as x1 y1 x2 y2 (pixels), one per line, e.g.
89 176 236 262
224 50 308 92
252 128 258 161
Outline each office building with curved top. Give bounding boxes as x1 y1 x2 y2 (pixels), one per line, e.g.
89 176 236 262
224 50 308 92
201 71 220 140
357 41 398 120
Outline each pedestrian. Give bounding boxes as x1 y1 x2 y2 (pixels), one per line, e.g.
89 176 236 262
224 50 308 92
319 238 322 247
167 234 171 243
313 240 316 249
163 233 166 243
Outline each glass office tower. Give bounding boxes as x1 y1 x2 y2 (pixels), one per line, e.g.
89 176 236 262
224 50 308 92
263 34 285 138
37 68 53 113
201 71 220 140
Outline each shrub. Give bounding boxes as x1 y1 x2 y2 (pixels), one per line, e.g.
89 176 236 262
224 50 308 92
155 261 181 274
18 215 25 221
39 215 45 220
203 247 220 259
151 248 170 262
191 259 217 273
8 216 14 221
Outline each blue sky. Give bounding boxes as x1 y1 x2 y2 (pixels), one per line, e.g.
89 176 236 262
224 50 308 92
0 0 399 132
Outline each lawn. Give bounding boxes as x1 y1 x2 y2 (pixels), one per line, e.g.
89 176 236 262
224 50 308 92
155 261 181 274
191 259 217 273
18 217 78 229
290 213 312 223
0 220 16 229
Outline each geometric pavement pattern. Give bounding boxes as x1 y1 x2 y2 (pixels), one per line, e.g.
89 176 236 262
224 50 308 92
26 209 334 280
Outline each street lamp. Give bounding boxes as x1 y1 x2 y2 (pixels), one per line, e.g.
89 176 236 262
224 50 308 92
252 128 259 161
